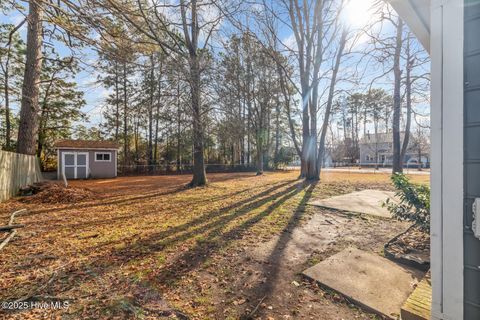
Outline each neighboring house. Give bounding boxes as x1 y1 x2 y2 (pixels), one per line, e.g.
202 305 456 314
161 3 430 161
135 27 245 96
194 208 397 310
359 132 430 168
54 140 120 179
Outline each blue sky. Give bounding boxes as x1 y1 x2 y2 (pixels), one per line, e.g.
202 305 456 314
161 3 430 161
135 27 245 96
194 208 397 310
1 0 431 137
1 8 106 127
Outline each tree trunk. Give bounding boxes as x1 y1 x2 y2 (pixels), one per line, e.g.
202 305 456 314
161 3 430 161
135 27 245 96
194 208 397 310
189 55 207 186
16 0 43 155
276 60 301 161
266 109 271 169
123 62 128 166
4 70 11 150
241 96 246 165
36 107 46 169
401 41 413 164
148 56 155 169
301 110 312 178
154 64 163 164
177 83 181 171
256 138 264 175
306 102 318 179
4 47 11 150
256 107 264 175
134 116 139 162
237 87 245 165
36 97 49 165
363 109 367 136
154 106 159 165
392 18 403 174
374 119 379 170
417 145 422 171
274 96 280 167
247 113 251 165
385 106 389 133
354 109 359 158
317 30 348 178
181 0 207 186
115 61 120 141
245 36 253 166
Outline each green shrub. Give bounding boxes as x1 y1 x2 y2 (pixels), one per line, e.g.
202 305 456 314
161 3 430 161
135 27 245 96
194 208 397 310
384 173 430 231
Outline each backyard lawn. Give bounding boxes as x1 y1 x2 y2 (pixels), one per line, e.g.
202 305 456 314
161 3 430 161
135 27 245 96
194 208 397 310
0 171 429 319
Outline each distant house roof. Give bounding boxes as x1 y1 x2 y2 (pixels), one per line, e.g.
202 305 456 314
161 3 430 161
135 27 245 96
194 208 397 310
54 139 120 150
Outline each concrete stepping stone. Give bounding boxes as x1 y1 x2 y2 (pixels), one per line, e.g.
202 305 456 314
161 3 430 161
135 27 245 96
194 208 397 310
308 189 396 218
302 248 424 319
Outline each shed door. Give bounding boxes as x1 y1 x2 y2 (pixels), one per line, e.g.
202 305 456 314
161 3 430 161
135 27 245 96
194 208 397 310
62 152 89 179
63 153 76 179
76 153 88 179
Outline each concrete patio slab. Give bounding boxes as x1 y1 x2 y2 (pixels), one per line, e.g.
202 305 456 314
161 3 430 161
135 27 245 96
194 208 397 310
302 248 424 319
308 189 396 218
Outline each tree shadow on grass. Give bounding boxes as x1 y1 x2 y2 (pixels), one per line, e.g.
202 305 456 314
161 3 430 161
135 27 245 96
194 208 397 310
18 179 306 307
151 181 311 287
65 180 298 243
24 176 296 221
239 181 318 319
85 180 305 274
22 185 188 216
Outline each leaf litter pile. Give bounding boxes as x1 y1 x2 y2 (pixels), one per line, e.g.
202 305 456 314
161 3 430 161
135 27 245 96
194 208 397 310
0 171 429 319
385 225 430 268
389 226 430 254
18 182 97 204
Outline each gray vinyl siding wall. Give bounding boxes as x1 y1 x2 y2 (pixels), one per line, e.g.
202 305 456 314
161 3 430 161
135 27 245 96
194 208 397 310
57 149 117 179
464 3 480 318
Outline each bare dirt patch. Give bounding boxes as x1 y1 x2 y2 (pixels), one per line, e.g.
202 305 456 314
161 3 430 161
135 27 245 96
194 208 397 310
0 171 427 319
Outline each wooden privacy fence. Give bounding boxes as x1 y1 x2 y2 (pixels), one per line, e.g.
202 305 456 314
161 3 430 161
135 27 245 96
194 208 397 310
0 150 42 202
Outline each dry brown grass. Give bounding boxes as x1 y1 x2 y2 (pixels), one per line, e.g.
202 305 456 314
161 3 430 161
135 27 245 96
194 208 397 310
0 170 428 319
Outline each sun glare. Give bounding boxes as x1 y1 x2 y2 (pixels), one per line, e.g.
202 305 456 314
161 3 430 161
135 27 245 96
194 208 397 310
343 0 376 29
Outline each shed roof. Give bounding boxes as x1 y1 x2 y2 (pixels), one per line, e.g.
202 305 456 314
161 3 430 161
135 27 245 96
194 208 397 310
54 139 120 150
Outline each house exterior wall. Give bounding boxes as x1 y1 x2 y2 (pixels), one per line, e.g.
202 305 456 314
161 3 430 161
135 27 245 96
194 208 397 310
359 141 391 165
390 1 466 318
430 0 464 318
359 142 429 167
57 149 117 179
464 2 480 318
